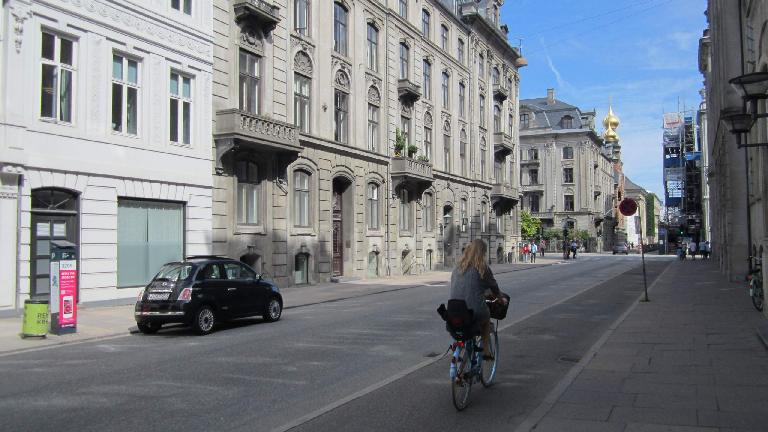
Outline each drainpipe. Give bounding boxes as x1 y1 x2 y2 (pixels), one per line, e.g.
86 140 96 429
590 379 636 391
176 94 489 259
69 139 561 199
15 172 23 314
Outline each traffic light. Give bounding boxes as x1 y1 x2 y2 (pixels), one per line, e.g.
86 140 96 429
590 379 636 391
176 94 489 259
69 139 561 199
678 224 685 236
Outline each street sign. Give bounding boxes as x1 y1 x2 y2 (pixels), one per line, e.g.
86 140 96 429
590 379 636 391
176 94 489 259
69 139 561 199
619 198 638 216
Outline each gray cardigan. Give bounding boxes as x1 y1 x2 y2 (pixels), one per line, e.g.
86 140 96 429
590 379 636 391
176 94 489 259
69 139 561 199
449 267 501 322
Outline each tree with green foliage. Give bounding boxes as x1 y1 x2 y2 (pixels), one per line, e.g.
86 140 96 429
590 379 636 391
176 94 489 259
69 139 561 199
542 228 562 241
520 211 541 239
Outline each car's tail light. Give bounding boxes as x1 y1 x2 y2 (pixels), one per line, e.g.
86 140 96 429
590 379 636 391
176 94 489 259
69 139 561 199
178 288 192 301
137 290 145 302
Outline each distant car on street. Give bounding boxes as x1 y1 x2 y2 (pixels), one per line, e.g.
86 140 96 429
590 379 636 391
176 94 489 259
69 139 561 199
134 256 283 335
612 244 629 255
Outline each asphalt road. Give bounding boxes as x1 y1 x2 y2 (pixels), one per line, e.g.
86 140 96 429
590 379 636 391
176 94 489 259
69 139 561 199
0 255 671 432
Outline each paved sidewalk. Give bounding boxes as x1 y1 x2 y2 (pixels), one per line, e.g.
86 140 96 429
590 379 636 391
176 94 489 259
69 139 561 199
0 258 560 356
517 259 768 432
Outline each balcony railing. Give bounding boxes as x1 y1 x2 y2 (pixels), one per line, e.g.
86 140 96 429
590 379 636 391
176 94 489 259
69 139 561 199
398 79 422 103
493 132 513 156
491 183 520 209
215 109 301 154
391 157 433 193
234 0 280 33
493 84 509 101
522 183 544 192
521 158 540 165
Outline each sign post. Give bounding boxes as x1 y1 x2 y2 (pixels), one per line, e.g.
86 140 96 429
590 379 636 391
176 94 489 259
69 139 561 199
620 198 649 302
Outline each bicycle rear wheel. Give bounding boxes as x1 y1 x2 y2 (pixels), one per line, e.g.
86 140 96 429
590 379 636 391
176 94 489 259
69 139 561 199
481 323 499 387
451 344 472 411
752 279 764 311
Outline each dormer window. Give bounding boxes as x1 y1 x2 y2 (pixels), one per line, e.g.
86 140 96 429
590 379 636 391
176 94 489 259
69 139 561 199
562 115 573 129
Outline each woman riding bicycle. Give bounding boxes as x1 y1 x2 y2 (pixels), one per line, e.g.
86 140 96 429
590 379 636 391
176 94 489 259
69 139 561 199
449 239 508 360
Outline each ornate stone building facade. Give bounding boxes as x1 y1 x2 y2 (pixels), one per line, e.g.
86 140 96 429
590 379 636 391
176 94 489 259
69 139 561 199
0 0 215 312
211 0 525 287
519 90 618 251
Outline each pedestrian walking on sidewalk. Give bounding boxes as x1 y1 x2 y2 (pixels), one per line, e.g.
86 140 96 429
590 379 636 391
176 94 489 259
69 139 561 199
570 240 578 259
530 242 538 263
688 241 697 260
522 243 530 263
540 239 546 257
704 241 711 259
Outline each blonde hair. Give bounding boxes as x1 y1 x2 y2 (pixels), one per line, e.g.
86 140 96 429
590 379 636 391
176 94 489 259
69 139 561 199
457 239 489 278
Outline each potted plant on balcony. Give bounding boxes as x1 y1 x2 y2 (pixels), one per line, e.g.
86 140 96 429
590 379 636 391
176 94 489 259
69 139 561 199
416 155 430 163
394 129 406 157
407 144 418 158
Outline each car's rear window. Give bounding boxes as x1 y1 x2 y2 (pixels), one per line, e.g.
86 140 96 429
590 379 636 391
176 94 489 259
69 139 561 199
153 263 195 282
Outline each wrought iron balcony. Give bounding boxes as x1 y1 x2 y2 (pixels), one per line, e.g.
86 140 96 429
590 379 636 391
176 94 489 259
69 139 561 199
493 84 509 101
391 157 433 193
233 0 280 34
491 183 519 210
214 109 301 165
493 132 514 156
398 79 422 103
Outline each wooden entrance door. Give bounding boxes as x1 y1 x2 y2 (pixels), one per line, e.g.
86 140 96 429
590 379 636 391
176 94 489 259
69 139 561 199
332 191 343 276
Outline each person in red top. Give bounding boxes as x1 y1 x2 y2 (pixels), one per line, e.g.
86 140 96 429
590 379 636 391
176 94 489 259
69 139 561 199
522 243 530 263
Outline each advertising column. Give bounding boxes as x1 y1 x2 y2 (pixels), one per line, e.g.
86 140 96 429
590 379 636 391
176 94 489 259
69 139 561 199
50 240 77 335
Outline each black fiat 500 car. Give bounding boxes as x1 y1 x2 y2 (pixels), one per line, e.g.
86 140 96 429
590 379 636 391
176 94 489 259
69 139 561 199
135 256 283 335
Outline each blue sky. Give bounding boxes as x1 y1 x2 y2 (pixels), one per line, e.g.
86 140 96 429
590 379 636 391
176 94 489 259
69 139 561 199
502 0 707 198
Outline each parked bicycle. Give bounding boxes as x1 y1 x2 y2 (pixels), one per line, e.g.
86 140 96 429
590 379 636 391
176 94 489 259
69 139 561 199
748 257 763 311
438 296 507 411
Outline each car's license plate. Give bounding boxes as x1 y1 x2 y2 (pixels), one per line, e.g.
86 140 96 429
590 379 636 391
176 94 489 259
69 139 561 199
148 293 170 301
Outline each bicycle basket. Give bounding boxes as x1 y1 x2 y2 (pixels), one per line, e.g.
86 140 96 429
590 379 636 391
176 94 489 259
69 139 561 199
489 293 510 320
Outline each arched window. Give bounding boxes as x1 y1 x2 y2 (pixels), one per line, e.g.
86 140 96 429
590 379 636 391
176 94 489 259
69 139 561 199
293 170 311 227
333 2 348 56
236 160 260 225
294 71 311 133
423 192 434 232
294 0 310 35
367 183 380 230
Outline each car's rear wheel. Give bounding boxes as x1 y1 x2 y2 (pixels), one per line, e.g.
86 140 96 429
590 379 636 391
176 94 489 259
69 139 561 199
137 322 161 334
263 297 282 322
193 305 216 335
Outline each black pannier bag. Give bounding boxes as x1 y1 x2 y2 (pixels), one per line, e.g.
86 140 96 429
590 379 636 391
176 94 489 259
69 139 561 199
437 300 475 341
488 292 510 320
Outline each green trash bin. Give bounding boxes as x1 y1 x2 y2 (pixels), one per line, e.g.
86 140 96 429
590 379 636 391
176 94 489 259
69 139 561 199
22 299 49 338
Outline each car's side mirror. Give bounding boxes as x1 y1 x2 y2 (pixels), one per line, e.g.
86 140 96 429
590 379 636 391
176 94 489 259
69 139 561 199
256 273 263 282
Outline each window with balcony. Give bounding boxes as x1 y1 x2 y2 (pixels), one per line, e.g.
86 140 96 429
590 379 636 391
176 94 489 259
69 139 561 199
563 146 574 159
294 0 310 35
334 2 348 56
528 148 538 160
169 72 192 145
111 54 139 135
529 169 538 185
563 167 574 183
294 73 311 133
422 60 431 100
564 194 574 211
239 49 260 114
236 161 260 225
400 43 409 80
40 31 75 123
494 158 503 183
530 194 540 213
367 24 379 71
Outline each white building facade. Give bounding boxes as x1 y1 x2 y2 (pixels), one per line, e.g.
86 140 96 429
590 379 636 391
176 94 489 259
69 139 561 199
0 0 214 312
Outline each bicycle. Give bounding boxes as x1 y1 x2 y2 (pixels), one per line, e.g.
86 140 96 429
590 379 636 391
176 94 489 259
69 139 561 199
449 314 499 411
748 257 763 312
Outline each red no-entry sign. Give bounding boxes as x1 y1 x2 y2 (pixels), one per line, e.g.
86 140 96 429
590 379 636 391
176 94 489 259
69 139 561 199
619 198 638 216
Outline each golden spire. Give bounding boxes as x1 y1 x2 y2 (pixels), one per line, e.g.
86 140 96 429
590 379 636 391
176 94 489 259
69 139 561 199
603 126 619 142
603 99 620 142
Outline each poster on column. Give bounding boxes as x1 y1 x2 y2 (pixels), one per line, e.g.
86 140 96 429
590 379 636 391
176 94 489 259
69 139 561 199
58 260 77 328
